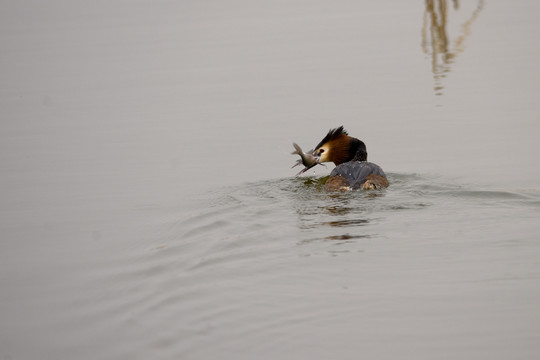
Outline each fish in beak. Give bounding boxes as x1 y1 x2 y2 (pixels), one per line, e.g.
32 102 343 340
291 142 324 176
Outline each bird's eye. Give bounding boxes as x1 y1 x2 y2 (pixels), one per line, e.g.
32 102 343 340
319 149 325 154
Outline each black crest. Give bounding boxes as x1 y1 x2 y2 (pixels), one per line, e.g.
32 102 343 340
314 126 348 150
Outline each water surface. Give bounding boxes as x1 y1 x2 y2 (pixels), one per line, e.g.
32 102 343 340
1 1 540 359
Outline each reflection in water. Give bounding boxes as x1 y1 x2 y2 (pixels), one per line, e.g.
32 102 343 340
422 0 485 95
293 187 379 245
322 218 369 228
325 233 368 240
300 233 369 243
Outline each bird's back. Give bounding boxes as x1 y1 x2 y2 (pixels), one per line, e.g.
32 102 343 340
330 161 387 190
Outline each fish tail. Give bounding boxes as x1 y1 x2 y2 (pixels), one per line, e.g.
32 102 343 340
291 142 302 155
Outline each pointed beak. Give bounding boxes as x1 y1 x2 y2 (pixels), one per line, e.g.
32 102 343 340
312 149 321 161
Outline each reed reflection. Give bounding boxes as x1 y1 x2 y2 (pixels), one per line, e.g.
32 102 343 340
422 0 484 95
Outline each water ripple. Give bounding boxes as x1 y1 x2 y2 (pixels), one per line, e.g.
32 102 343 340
82 172 540 359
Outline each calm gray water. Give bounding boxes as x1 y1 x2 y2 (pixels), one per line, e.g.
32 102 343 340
2 1 540 359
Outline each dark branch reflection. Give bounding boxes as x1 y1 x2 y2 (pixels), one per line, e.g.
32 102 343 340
422 0 485 95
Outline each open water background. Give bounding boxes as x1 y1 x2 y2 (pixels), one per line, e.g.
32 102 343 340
2 1 540 359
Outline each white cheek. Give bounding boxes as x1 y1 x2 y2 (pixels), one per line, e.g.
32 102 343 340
320 152 330 162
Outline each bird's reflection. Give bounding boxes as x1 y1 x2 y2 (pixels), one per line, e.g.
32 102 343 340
293 189 382 246
322 218 369 228
422 0 485 95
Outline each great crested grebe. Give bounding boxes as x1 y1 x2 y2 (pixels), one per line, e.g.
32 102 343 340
311 126 389 191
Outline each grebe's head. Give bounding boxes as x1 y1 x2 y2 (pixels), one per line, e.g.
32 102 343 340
313 126 367 165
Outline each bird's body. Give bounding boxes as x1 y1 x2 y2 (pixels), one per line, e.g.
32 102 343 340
325 161 388 191
311 126 389 191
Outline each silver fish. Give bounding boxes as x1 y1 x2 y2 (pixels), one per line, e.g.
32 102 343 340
291 142 324 176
